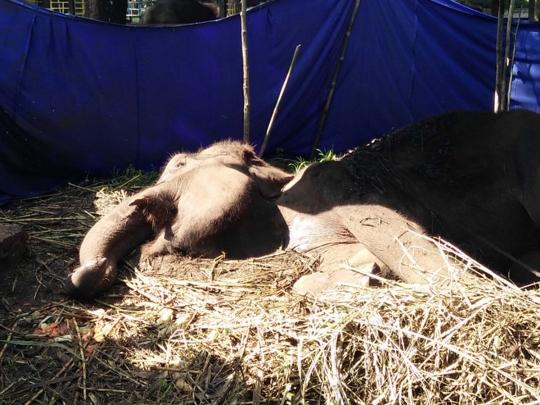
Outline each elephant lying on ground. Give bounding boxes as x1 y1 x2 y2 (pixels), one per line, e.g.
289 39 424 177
66 109 540 300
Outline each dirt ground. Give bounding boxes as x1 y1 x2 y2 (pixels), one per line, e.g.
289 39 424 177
0 182 134 404
0 174 317 404
1 193 90 310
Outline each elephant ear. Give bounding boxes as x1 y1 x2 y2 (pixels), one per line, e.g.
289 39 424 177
243 149 294 200
129 187 177 229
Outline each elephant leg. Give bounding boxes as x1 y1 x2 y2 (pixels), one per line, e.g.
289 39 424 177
140 231 174 258
293 245 385 296
293 262 378 297
334 201 476 286
312 243 386 274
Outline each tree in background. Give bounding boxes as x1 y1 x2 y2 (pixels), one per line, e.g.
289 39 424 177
85 0 127 23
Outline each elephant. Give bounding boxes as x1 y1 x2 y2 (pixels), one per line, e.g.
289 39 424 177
141 0 219 25
66 109 540 300
140 0 267 25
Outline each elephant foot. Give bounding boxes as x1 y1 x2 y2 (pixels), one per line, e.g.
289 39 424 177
293 262 379 297
66 258 117 300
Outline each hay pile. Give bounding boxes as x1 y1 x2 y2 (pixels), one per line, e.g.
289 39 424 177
1 170 540 404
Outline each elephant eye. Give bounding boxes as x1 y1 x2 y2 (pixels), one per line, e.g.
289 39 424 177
170 154 187 168
250 157 266 167
175 158 186 168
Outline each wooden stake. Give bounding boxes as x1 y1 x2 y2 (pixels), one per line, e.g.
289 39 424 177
494 0 505 112
240 0 250 143
507 11 522 110
501 0 516 110
259 45 302 157
311 0 361 159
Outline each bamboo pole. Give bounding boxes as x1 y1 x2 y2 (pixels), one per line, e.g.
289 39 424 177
506 10 522 110
240 0 250 143
501 0 516 111
310 0 361 159
258 45 302 158
494 0 505 112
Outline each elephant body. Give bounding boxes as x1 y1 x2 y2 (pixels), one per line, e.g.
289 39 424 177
141 0 218 25
67 110 540 299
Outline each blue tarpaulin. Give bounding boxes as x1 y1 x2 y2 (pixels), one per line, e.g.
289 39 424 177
1 0 540 204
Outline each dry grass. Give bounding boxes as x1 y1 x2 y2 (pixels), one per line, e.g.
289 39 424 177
1 169 540 404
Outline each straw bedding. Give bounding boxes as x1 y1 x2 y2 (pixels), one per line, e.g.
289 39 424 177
0 168 539 404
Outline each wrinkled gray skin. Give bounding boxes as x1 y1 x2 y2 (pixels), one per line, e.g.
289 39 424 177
67 110 540 300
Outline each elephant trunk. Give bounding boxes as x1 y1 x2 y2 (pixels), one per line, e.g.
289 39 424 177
66 200 154 300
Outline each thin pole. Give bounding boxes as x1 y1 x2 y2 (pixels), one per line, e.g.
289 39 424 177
259 45 302 157
494 0 505 112
506 10 522 110
240 0 250 143
310 0 361 159
501 0 516 110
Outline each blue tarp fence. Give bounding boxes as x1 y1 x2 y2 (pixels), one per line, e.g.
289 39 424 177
1 0 540 204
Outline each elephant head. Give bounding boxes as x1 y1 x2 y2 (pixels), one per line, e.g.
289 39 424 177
66 141 293 300
130 141 294 258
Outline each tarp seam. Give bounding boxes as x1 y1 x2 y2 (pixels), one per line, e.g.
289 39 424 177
13 14 36 121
